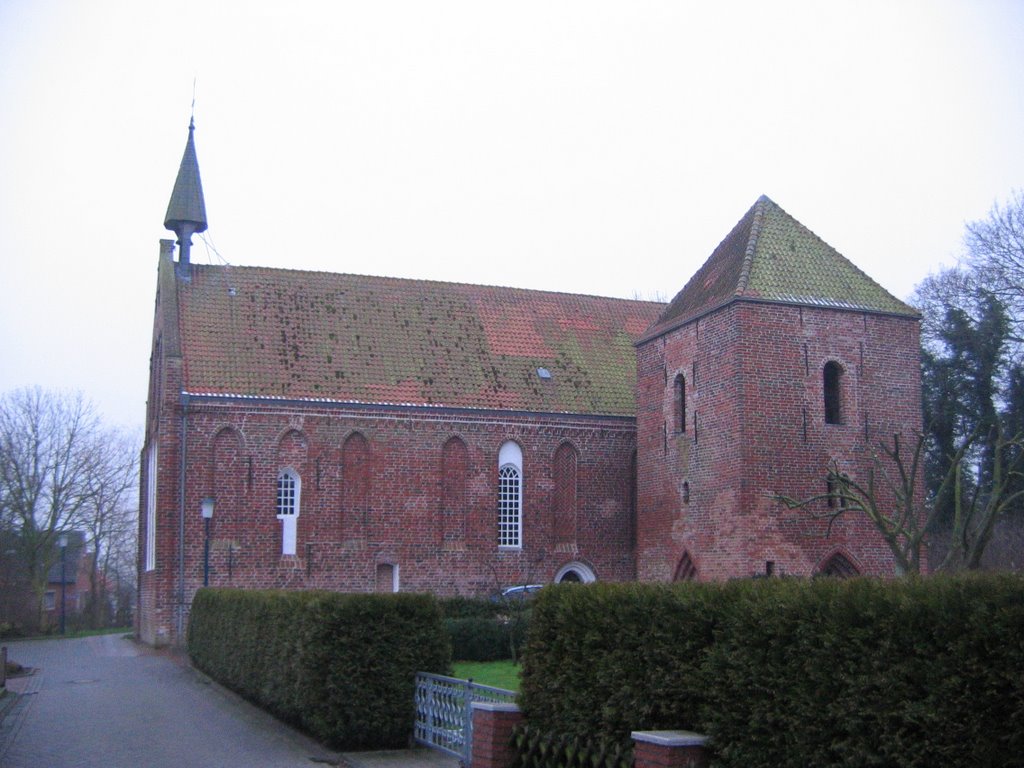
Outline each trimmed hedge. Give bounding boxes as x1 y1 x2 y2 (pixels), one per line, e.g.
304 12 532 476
446 615 530 661
519 576 1024 768
187 589 451 749
437 595 504 619
437 595 532 661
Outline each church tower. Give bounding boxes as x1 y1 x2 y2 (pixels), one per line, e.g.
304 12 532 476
634 196 922 581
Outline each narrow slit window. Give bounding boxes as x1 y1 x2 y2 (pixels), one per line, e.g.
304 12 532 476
824 361 843 425
674 374 686 432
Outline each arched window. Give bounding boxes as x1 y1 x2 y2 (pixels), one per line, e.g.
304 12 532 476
628 450 638 549
144 445 157 571
276 468 301 555
823 361 843 425
674 374 687 432
818 552 859 578
553 443 578 547
673 551 697 581
442 437 468 546
342 432 370 538
277 470 299 515
498 441 523 549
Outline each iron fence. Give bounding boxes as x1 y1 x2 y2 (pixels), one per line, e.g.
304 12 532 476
414 672 517 764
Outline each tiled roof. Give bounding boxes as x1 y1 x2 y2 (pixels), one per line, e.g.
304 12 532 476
647 196 918 338
175 266 664 416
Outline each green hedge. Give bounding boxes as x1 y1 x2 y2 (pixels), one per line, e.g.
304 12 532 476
436 595 532 661
446 615 531 661
519 576 1024 768
437 595 504 619
187 589 451 749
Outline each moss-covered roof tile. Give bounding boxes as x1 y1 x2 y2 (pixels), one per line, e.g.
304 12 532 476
647 196 918 338
177 267 664 416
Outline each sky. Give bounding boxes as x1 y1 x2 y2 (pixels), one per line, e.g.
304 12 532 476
1 0 1023 432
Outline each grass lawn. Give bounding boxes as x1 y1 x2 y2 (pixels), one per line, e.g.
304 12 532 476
451 660 521 691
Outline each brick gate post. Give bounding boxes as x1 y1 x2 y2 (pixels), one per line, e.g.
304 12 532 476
469 701 523 768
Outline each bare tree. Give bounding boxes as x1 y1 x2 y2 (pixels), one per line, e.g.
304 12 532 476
103 509 139 625
965 189 1024 346
0 388 105 629
776 429 1024 575
79 428 139 628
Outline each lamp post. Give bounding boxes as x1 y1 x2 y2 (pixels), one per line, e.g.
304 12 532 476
57 533 68 635
201 497 215 587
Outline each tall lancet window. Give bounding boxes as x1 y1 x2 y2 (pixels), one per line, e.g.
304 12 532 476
276 468 301 555
144 445 157 571
498 441 523 549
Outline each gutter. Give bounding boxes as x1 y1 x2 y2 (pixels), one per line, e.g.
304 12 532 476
176 393 189 643
180 391 638 426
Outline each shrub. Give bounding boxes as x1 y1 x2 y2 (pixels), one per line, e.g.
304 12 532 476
437 595 503 619
701 575 1024 768
436 595 532 661
518 575 1024 768
188 589 451 749
520 582 719 738
446 615 530 661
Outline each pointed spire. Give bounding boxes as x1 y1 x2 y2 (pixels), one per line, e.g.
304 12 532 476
165 119 208 277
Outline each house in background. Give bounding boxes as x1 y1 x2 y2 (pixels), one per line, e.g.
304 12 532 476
138 123 922 645
44 531 91 629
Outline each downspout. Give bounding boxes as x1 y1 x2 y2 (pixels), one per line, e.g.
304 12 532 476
177 393 190 642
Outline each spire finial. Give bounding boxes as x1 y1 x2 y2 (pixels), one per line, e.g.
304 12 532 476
165 117 208 279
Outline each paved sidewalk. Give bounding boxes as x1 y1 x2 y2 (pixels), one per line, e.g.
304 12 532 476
1 634 461 768
339 748 460 767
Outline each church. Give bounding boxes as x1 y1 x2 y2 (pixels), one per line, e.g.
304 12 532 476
138 123 922 645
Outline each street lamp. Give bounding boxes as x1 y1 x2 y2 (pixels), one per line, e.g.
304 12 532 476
201 497 215 587
57 533 68 635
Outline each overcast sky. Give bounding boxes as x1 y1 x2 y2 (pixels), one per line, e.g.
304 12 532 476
1 0 1023 432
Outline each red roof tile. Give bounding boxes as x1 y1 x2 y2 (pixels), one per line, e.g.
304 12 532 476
176 266 664 416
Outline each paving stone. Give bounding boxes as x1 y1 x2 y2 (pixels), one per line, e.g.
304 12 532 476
0 634 343 768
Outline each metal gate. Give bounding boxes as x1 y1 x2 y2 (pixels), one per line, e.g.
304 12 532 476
414 672 517 763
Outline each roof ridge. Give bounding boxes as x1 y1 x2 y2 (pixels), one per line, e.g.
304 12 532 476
736 195 770 296
187 263 666 307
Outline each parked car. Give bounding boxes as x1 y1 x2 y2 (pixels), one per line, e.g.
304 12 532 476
491 584 544 602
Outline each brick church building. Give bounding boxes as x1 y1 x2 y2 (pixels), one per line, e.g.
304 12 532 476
138 124 921 645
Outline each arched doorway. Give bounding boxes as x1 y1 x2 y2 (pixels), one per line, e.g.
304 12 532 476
554 561 596 584
818 552 859 578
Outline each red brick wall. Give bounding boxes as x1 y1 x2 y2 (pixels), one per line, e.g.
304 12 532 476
138 336 186 646
140 396 639 643
138 247 923 645
636 301 922 582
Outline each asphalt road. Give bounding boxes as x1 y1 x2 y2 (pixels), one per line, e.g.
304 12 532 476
0 633 341 768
